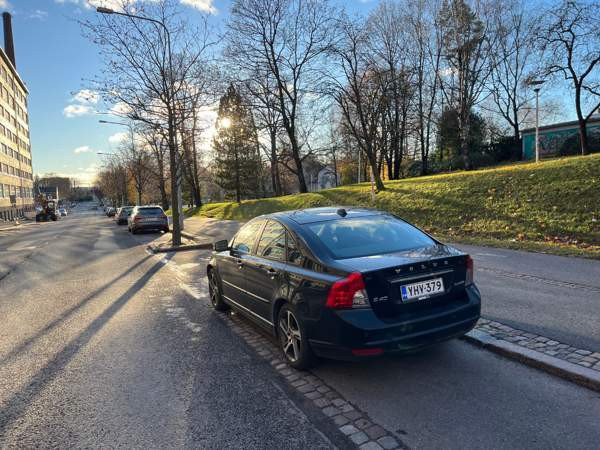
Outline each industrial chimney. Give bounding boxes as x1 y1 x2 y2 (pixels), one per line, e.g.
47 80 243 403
2 12 15 68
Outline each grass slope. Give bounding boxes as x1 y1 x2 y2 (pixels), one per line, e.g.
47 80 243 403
190 154 600 258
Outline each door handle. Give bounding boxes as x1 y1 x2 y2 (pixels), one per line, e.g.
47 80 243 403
267 268 278 278
237 259 243 268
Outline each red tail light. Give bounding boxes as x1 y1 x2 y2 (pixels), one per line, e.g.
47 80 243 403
466 255 474 286
134 216 142 222
326 272 369 309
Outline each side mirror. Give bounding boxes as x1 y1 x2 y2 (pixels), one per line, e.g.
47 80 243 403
213 239 230 252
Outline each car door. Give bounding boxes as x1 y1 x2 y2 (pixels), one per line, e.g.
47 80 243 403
244 220 288 322
218 219 265 313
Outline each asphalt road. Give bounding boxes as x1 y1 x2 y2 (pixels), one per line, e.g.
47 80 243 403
454 243 600 350
2 210 599 449
0 208 338 448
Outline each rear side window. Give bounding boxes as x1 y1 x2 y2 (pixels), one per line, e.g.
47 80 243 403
306 215 435 259
256 220 286 261
287 234 305 266
232 220 263 254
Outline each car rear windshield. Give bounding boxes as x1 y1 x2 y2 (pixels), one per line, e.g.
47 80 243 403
305 215 436 259
137 207 164 216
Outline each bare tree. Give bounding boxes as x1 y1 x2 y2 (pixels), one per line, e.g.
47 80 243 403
142 126 170 210
96 157 129 207
239 71 284 196
119 132 153 205
404 0 444 175
367 1 415 180
329 15 387 191
81 0 214 245
226 0 337 193
438 0 498 169
487 0 535 139
537 0 600 155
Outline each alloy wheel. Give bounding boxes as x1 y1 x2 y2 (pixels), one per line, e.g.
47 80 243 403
279 310 302 363
208 272 218 307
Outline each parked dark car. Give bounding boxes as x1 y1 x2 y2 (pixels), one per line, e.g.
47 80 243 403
115 206 134 225
106 207 116 217
207 207 480 369
128 206 169 234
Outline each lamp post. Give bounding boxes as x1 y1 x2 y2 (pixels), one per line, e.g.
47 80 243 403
528 79 545 163
96 5 184 244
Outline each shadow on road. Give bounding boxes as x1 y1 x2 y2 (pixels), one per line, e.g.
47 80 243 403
0 256 165 435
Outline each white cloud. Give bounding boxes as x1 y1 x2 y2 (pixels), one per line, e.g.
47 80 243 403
0 1 11 10
108 131 128 145
73 145 94 154
180 0 217 13
63 104 94 118
28 9 48 20
73 89 100 104
55 0 217 14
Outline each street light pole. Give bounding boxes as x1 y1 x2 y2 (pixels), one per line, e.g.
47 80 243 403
534 88 540 163
96 6 183 244
528 79 545 163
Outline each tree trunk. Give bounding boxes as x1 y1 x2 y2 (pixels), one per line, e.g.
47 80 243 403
269 129 281 196
156 150 169 211
168 113 181 246
234 136 241 204
578 120 588 156
575 87 589 156
290 135 308 193
367 151 385 191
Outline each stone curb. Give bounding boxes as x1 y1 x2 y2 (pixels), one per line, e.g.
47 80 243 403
464 329 600 392
148 242 212 253
222 313 405 450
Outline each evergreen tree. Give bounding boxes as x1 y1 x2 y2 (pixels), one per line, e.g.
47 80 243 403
213 84 262 203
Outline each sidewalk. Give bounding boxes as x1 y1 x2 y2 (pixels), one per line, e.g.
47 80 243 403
181 216 241 243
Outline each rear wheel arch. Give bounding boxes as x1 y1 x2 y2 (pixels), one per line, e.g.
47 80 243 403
272 298 288 336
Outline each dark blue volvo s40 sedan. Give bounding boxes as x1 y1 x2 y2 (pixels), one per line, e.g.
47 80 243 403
207 207 481 369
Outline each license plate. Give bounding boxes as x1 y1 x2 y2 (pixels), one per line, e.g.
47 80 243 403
400 278 444 301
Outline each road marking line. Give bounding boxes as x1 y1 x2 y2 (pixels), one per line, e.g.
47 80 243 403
478 266 600 292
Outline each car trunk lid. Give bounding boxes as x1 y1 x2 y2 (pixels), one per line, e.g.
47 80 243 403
337 245 469 318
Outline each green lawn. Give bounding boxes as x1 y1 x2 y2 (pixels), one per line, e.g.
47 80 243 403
189 154 600 258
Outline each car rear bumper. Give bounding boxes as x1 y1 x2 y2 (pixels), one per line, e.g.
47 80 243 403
131 222 168 231
307 285 481 361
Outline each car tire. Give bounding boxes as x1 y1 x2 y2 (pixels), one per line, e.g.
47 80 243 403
277 303 314 370
208 269 229 312
131 227 138 234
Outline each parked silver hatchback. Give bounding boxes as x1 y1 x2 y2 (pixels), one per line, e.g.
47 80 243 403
128 206 169 234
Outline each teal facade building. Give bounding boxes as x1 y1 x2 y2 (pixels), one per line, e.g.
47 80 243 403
521 117 600 160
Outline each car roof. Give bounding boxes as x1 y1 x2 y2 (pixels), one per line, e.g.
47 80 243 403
268 207 383 225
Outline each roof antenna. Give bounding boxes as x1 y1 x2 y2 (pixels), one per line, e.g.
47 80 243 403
336 208 347 217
